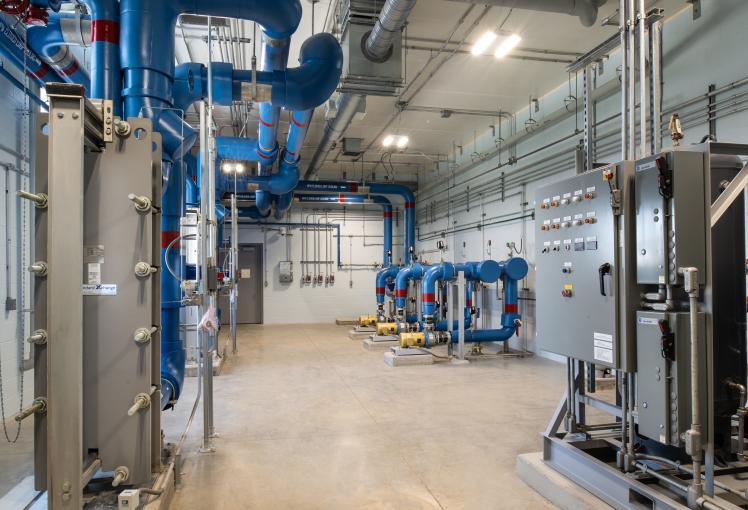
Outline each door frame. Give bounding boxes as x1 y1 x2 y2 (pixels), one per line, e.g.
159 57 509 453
238 243 264 324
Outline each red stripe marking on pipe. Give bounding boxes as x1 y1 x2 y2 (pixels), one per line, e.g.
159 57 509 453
339 194 345 203
395 289 407 298
58 58 79 76
376 287 385 294
383 212 392 218
162 231 180 249
423 293 435 302
505 304 518 313
285 149 296 156
27 64 49 79
91 20 120 44
349 183 358 192
291 117 308 128
259 118 276 128
256 149 275 160
466 300 472 307
404 202 414 208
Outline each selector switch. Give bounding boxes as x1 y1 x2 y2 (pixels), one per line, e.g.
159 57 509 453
552 246 560 252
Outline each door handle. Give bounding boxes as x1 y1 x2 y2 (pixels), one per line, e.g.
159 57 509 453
598 263 611 296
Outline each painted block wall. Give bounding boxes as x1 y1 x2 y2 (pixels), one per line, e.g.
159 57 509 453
414 0 748 357
0 60 36 424
231 203 403 323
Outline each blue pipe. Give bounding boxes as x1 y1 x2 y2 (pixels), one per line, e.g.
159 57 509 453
421 264 454 316
296 180 415 262
273 191 292 220
292 192 392 266
0 60 47 109
0 16 57 88
26 13 91 88
78 0 120 113
376 264 399 304
215 137 278 164
121 0 303 160
394 263 429 310
271 109 315 220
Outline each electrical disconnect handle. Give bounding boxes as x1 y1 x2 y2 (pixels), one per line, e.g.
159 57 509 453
598 263 611 296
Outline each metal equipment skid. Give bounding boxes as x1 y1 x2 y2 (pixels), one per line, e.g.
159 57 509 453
536 142 748 510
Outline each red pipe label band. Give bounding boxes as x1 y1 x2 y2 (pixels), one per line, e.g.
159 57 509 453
422 293 435 302
291 117 308 128
91 20 120 44
383 212 392 218
505 304 518 313
376 287 385 294
58 58 79 76
256 149 275 160
404 202 414 209
349 183 358 192
395 289 407 298
258 118 276 128
339 194 345 202
27 66 48 79
162 231 180 249
466 300 472 307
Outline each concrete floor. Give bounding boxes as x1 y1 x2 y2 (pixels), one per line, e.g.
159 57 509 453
162 323 568 509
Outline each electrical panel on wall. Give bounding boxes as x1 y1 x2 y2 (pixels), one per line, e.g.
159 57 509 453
279 261 293 282
535 163 638 370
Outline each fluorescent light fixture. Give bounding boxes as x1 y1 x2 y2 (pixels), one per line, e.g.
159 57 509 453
495 34 521 58
383 135 395 146
235 163 244 173
471 31 496 55
396 136 408 147
222 163 232 172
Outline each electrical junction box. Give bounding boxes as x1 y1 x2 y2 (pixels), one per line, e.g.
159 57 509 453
240 269 251 279
535 162 640 371
279 261 293 282
635 151 706 286
118 489 140 509
636 311 707 447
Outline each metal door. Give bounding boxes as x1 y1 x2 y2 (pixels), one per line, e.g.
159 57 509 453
221 244 263 324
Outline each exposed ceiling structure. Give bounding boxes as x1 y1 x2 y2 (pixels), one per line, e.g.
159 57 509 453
174 0 685 185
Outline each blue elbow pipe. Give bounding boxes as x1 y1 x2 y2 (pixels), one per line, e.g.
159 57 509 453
0 16 57 88
395 263 428 309
26 14 91 89
215 137 278 164
375 264 399 304
273 191 292 220
256 191 272 215
421 264 454 316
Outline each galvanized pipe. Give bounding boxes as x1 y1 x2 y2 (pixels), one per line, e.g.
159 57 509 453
627 0 635 159
638 0 647 156
363 0 419 62
620 0 627 161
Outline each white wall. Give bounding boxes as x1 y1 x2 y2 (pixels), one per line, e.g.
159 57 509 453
0 60 36 422
414 0 748 355
231 202 405 323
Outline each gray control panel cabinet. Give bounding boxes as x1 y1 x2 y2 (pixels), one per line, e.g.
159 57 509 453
279 261 293 282
635 152 706 285
535 163 638 370
636 311 707 447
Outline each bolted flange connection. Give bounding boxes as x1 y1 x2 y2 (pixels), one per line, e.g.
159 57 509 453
113 118 131 137
134 262 157 277
127 393 151 416
128 193 151 212
28 261 48 276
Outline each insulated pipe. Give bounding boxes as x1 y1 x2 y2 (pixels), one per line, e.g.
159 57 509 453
77 0 120 113
26 13 91 88
443 0 607 27
292 192 392 265
0 16 57 87
295 180 415 261
120 0 303 159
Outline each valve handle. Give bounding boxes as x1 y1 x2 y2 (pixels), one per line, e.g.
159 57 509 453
598 263 611 296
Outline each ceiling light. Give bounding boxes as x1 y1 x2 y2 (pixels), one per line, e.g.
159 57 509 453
383 135 394 146
222 163 232 172
235 163 243 173
396 136 408 147
495 34 521 58
472 31 496 55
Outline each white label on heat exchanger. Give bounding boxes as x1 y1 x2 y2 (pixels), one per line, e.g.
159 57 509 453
594 346 613 363
83 284 117 296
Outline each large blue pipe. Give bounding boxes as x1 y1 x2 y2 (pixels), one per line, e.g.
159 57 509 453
376 264 399 304
121 0 303 160
296 180 415 262
0 15 58 88
78 0 120 113
395 263 429 310
272 108 315 220
421 264 454 316
26 13 91 88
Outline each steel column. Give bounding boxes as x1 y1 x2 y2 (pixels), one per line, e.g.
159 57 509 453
457 272 465 360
